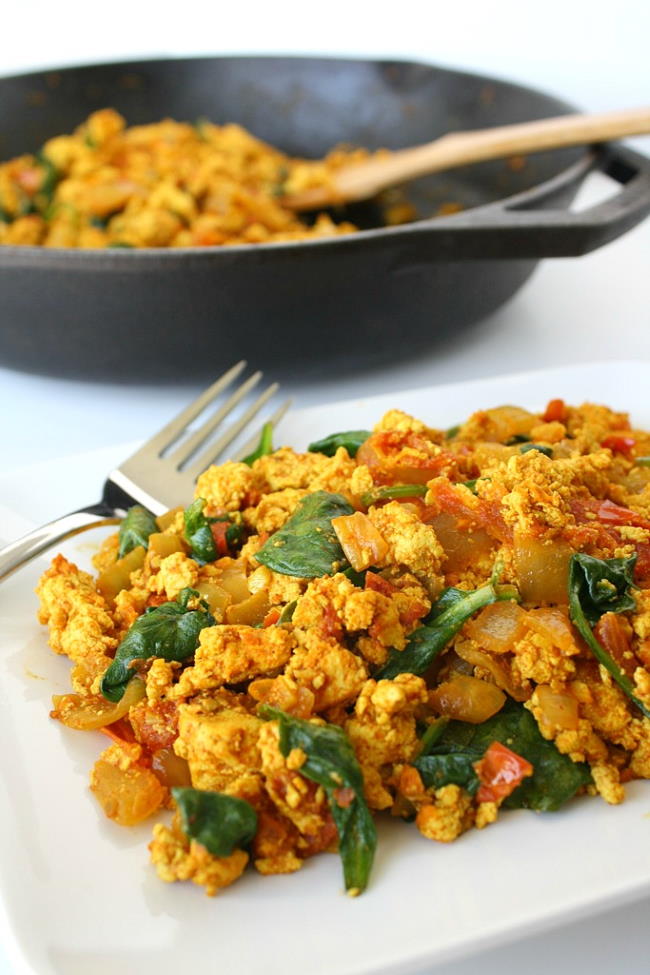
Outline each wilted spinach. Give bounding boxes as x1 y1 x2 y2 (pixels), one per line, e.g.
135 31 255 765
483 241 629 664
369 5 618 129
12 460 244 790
183 498 242 562
415 701 591 811
100 587 214 702
173 787 258 856
360 484 428 507
375 581 519 680
519 443 553 458
568 553 649 718
243 421 274 466
260 706 376 894
118 505 159 558
184 497 218 562
34 151 59 207
308 430 371 458
255 490 354 578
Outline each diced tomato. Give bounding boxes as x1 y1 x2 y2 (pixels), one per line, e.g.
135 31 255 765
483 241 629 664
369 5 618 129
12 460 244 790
357 431 457 485
262 607 281 627
427 478 511 543
210 520 231 555
543 398 567 423
129 700 178 752
100 718 137 746
596 499 650 529
594 613 636 678
364 572 397 597
570 497 650 532
635 543 650 583
321 602 343 640
16 167 42 194
601 435 637 455
473 741 533 803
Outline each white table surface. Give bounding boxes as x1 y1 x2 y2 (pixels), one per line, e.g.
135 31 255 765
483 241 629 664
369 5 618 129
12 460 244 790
1 1 649 971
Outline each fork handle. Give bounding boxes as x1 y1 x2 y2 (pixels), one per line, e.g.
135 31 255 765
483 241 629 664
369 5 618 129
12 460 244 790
0 505 121 583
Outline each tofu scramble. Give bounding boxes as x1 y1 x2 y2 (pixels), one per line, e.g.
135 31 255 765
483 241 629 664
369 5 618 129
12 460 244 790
0 108 367 248
36 399 650 897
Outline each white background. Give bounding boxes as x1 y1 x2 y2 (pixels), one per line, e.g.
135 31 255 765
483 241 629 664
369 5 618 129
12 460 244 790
0 0 649 972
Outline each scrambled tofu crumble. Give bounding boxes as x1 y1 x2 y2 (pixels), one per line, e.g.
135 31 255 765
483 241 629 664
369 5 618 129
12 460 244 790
37 397 650 896
0 108 375 249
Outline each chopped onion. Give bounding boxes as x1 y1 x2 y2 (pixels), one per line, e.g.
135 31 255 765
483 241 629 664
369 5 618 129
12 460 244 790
51 676 146 731
454 641 528 701
195 580 232 615
428 511 494 572
429 675 506 723
465 601 528 654
147 533 186 558
90 750 166 826
218 560 251 603
332 511 389 571
96 545 146 604
225 588 269 625
513 528 572 604
526 607 578 652
535 684 579 732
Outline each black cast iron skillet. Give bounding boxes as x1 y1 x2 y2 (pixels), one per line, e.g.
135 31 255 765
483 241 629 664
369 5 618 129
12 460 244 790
0 55 649 381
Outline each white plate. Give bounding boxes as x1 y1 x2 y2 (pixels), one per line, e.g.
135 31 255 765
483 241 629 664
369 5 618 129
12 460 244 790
1 361 650 975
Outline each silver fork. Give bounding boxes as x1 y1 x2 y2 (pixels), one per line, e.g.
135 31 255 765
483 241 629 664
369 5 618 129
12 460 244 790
0 362 289 582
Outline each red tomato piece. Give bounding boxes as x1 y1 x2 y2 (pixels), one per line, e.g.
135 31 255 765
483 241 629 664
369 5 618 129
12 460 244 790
601 435 636 455
210 520 231 555
473 741 533 803
596 499 650 529
364 572 397 597
542 398 567 423
262 607 281 627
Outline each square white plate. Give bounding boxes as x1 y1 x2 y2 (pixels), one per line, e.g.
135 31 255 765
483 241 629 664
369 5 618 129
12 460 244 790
1 361 649 975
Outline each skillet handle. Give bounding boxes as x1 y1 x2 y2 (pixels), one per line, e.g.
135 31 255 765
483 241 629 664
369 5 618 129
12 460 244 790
430 143 650 258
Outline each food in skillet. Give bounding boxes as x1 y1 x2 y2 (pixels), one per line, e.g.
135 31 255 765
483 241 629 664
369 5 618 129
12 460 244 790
36 399 650 896
0 108 373 248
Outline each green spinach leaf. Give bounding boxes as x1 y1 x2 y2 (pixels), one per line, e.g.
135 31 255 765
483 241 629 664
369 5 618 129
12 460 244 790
375 582 518 680
568 553 637 624
243 421 274 466
100 588 214 702
118 505 159 558
342 565 367 587
519 443 553 457
568 553 649 718
308 430 371 458
415 752 480 794
255 490 354 578
184 497 218 562
415 701 591 811
260 706 376 894
360 483 428 507
34 151 59 207
173 787 257 856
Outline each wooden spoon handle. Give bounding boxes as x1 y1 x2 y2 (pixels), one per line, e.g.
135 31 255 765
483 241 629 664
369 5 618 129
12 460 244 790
286 107 650 210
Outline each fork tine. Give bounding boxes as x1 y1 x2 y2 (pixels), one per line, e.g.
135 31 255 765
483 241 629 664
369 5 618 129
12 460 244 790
143 360 247 457
185 382 280 479
112 364 287 514
231 398 292 461
168 370 263 468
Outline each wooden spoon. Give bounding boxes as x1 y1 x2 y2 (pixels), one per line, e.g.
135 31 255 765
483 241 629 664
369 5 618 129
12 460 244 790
281 106 650 211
